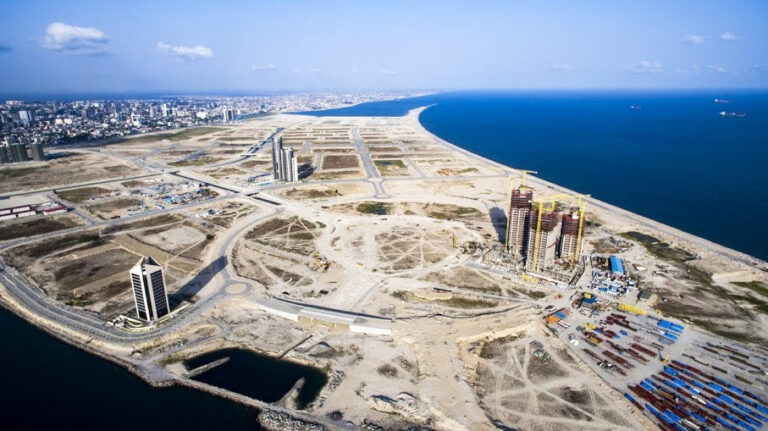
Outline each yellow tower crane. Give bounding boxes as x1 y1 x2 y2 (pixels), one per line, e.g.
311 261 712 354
569 195 589 269
517 169 538 189
529 193 571 272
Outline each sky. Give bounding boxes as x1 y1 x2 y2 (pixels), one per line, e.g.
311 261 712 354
0 0 767 95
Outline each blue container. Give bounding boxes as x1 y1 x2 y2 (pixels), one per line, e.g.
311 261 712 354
664 332 679 340
658 319 672 328
691 413 707 423
709 383 724 392
665 366 678 376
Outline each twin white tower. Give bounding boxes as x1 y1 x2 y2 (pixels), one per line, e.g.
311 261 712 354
271 137 299 182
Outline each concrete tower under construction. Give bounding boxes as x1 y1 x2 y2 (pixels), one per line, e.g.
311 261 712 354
504 188 533 258
525 209 562 272
558 210 585 261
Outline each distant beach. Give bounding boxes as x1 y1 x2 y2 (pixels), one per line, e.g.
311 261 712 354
302 90 768 261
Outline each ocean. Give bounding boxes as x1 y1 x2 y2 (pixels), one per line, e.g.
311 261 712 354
302 90 768 261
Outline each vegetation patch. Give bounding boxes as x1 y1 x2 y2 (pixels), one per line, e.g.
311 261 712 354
118 127 223 144
733 281 768 299
0 215 82 241
56 186 112 203
0 165 50 180
356 202 391 215
438 296 497 309
619 231 696 262
376 363 399 378
168 156 224 167
426 204 480 220
373 159 408 176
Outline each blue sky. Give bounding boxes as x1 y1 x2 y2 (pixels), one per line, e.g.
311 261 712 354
0 0 767 95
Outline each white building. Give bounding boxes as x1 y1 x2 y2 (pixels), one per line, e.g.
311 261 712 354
129 256 170 322
271 137 299 182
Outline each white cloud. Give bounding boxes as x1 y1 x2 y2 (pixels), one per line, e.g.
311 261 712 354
675 64 702 74
379 69 398 75
625 60 663 74
551 63 574 71
683 34 705 44
752 64 768 73
351 68 360 73
251 64 275 71
706 64 728 73
309 68 322 74
720 32 739 41
41 22 109 55
157 41 213 60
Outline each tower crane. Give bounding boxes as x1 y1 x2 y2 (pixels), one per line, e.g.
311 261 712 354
508 169 538 189
569 195 589 269
529 193 572 272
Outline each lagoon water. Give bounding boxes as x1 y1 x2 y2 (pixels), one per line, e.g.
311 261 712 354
305 90 768 261
0 306 261 430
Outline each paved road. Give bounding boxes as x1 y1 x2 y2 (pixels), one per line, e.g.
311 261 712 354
350 126 391 198
0 205 281 344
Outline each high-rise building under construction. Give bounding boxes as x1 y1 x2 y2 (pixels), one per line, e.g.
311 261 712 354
504 188 533 257
525 209 562 272
558 210 584 261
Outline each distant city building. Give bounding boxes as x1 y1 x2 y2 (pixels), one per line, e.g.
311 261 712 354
223 108 236 122
129 256 171 322
0 146 9 164
271 137 299 182
18 110 33 124
9 144 29 162
504 188 533 258
30 143 45 161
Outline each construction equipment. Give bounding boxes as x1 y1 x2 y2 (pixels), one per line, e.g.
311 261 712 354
569 195 588 269
618 303 647 315
529 193 571 272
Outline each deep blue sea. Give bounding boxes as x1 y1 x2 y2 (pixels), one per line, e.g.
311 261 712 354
304 90 768 261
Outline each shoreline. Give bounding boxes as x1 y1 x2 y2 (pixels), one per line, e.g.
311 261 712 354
408 105 766 269
0 105 765 429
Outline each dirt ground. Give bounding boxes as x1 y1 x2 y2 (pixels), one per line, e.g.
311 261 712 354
322 155 360 170
0 214 84 240
0 152 141 193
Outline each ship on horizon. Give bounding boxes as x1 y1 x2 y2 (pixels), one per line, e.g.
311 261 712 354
714 98 730 104
719 111 746 117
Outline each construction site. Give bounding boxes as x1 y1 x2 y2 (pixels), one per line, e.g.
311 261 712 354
0 107 766 431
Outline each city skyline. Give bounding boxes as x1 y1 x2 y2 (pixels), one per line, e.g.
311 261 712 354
1 0 768 95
